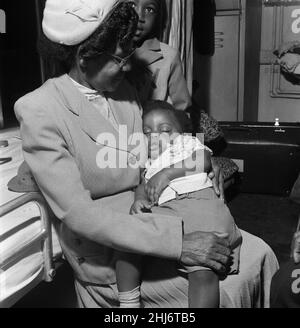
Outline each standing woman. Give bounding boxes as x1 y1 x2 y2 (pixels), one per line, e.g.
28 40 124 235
15 0 230 307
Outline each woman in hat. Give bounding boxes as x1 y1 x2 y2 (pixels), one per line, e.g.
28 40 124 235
14 0 234 307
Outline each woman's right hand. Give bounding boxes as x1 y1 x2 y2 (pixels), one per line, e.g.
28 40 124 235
130 199 152 214
180 231 231 274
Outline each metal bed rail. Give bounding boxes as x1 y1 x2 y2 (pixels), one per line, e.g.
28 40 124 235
0 192 57 283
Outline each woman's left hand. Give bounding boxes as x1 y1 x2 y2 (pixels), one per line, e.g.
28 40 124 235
145 172 170 205
209 161 225 201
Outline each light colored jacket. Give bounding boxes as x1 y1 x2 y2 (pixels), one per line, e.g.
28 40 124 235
14 74 183 285
129 38 192 111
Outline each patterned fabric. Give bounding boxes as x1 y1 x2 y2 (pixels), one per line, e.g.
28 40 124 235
145 134 211 180
195 111 238 181
145 134 213 205
199 110 224 143
212 157 239 181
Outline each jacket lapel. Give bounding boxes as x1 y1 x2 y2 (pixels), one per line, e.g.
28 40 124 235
106 80 138 144
134 38 163 67
53 74 119 144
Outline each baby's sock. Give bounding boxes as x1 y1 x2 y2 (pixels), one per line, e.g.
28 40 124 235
118 286 141 308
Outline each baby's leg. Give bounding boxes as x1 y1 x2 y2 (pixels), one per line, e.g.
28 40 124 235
116 252 143 308
188 270 219 308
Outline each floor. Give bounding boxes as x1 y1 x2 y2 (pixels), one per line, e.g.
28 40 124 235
13 263 78 308
13 192 300 308
227 192 300 264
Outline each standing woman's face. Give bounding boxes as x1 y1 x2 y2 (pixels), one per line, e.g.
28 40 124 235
128 0 159 46
78 45 134 93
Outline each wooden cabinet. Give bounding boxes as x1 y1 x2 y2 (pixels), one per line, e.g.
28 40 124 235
193 0 246 121
208 10 244 121
215 0 241 10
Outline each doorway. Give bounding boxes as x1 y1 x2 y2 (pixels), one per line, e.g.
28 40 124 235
0 0 44 128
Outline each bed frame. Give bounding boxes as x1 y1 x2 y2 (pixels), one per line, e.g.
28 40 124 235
0 192 60 308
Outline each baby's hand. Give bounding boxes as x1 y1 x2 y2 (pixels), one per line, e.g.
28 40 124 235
145 171 170 205
130 199 152 214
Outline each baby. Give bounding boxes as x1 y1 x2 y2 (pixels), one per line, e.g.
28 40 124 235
116 101 242 308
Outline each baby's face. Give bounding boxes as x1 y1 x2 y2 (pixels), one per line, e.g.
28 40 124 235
127 0 159 46
143 110 180 160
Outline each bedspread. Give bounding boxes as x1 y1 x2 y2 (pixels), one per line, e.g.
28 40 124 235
0 128 62 307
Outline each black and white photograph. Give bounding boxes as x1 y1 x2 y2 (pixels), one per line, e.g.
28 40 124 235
0 0 300 311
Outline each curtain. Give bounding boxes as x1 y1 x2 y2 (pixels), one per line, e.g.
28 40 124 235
160 0 194 95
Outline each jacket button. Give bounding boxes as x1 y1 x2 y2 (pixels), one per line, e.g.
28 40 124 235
128 155 137 165
77 257 85 264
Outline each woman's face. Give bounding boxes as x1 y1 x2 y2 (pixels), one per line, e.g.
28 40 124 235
143 109 181 160
128 0 159 46
80 45 134 93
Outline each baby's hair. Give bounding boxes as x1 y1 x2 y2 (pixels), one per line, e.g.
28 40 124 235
143 100 192 133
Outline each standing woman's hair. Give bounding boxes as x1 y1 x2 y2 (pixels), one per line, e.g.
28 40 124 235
38 1 138 79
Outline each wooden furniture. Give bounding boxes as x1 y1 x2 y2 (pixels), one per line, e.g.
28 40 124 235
0 128 62 308
193 0 246 121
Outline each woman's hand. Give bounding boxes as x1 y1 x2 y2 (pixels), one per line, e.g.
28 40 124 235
278 53 300 74
130 199 152 214
145 172 170 205
209 160 225 200
180 231 231 274
291 231 300 264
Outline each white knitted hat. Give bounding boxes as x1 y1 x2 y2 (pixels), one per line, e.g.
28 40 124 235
42 0 122 45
